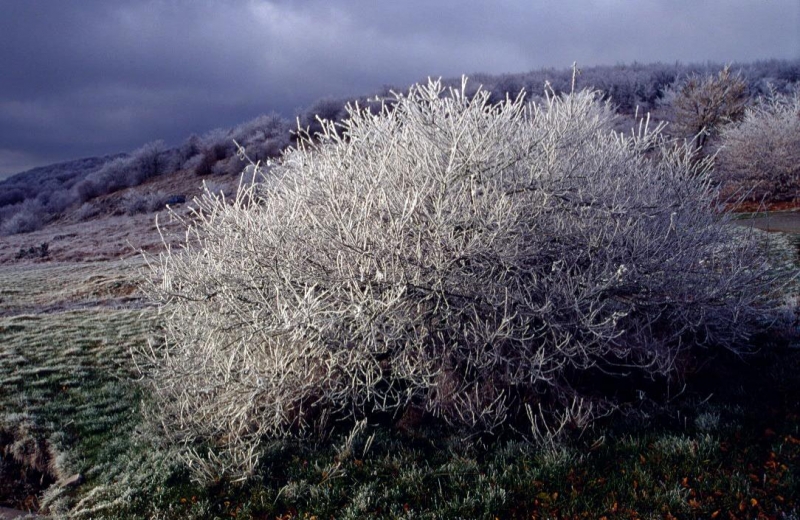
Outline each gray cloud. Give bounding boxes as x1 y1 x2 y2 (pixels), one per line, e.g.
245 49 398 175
1 0 797 177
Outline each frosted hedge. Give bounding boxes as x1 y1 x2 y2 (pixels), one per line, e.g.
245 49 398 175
141 78 783 480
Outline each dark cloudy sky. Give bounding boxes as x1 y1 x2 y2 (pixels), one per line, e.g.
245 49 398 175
1 0 798 178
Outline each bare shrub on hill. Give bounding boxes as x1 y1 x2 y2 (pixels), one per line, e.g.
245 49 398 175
141 78 787 480
75 202 100 221
181 129 236 176
299 96 349 138
40 190 74 214
230 113 292 162
127 140 172 182
180 153 210 176
72 157 132 201
211 156 244 177
0 202 44 235
122 190 172 215
0 139 186 234
178 116 293 178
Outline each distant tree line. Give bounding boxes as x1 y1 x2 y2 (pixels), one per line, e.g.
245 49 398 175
1 58 798 235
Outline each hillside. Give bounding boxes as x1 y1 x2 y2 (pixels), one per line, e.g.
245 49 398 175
0 166 226 264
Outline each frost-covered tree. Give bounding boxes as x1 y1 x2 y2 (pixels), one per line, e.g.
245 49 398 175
0 199 44 235
230 113 292 162
140 78 785 480
669 65 748 150
717 90 800 202
129 140 170 182
298 96 349 139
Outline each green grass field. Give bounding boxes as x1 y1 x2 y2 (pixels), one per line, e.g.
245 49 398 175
1 231 798 519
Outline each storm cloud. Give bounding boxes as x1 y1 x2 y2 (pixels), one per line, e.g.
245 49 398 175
1 0 798 177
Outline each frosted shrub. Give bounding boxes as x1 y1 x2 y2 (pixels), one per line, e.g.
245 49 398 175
141 78 783 480
128 140 170 182
717 91 800 202
230 113 292 162
75 202 99 221
121 190 171 215
0 206 43 235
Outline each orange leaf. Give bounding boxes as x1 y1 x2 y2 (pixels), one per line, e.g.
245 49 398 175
711 511 721 519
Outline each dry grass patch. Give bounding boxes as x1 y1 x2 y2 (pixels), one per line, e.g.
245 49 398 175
0 260 146 317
